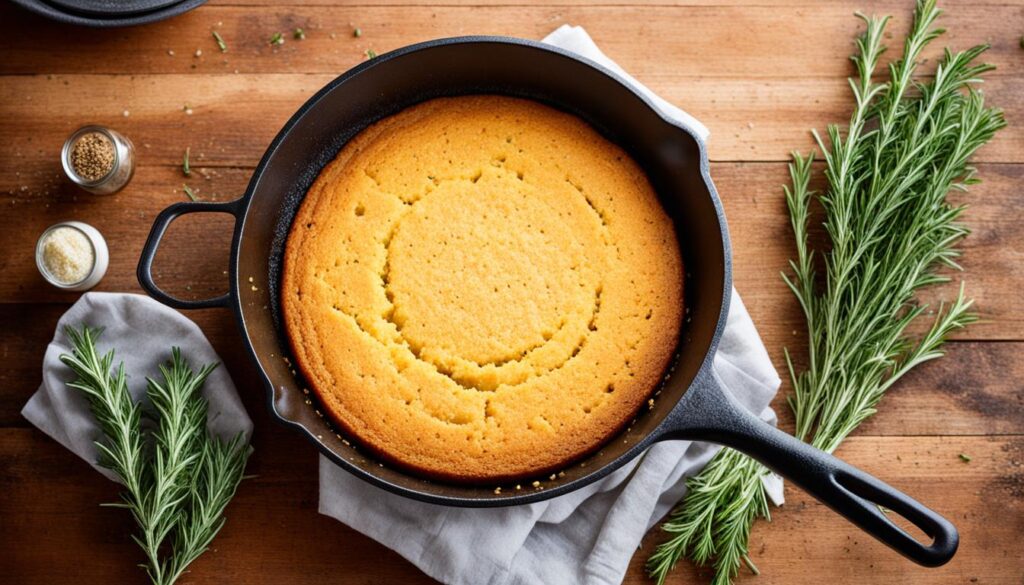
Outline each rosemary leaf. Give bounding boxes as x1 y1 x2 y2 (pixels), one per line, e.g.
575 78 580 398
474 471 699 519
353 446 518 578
212 30 227 53
59 326 147 533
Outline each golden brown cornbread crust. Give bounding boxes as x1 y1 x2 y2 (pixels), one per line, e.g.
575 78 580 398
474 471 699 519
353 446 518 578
282 96 683 483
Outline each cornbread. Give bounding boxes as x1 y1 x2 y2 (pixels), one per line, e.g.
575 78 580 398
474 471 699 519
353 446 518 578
282 96 683 483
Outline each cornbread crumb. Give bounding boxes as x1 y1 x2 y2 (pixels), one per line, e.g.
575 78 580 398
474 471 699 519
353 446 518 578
40 227 93 284
283 96 683 483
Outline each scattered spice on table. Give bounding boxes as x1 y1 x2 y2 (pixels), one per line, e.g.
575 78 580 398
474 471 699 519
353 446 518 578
270 32 285 46
353 26 362 38
959 453 972 463
365 48 377 59
183 147 191 177
182 184 199 202
39 226 93 284
212 30 227 52
70 132 115 181
294 28 306 40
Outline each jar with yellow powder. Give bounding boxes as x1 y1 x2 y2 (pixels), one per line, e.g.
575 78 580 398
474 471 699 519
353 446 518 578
35 222 109 291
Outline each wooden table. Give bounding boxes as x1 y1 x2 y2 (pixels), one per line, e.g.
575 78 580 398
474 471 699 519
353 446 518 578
2 1 1022 583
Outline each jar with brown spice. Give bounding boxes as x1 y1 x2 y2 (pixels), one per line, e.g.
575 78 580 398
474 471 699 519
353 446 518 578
61 125 135 195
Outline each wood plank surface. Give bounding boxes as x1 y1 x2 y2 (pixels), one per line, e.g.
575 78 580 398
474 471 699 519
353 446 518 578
3 3 1023 78
3 74 1024 167
4 428 1021 584
2 0 1022 584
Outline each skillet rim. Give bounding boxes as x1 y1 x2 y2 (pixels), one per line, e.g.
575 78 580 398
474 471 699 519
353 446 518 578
233 35 734 507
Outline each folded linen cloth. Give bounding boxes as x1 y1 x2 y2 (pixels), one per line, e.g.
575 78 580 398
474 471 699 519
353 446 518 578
22 292 252 481
318 25 784 585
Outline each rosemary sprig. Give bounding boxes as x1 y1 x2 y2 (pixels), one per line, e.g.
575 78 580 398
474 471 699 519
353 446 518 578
60 326 251 585
135 349 216 584
647 449 770 585
647 2 1004 583
61 326 147 520
182 147 191 177
164 433 251 584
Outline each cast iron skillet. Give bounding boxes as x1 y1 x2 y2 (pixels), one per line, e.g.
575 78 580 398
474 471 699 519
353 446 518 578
138 36 958 568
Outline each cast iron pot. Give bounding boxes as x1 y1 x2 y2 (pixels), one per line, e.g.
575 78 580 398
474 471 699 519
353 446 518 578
138 36 957 568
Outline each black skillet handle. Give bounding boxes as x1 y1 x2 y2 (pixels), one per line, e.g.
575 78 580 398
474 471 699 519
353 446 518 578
659 368 959 568
137 199 242 310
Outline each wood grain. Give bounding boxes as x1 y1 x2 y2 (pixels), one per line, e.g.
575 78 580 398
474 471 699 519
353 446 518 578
3 2 1023 78
2 73 1022 167
3 427 1021 584
2 1 1023 584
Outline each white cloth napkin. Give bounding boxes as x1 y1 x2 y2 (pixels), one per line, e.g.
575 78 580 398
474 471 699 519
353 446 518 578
317 25 783 585
22 292 252 481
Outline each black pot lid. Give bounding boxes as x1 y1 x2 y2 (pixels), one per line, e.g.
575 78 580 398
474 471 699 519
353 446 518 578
46 0 184 16
9 0 207 27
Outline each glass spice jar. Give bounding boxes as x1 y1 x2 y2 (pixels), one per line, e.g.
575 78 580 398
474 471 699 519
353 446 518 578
35 221 109 291
61 125 135 195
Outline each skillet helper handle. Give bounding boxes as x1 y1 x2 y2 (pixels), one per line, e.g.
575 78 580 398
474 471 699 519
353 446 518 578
669 371 959 567
137 199 241 310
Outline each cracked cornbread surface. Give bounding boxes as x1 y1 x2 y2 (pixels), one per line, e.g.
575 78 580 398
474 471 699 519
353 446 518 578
282 96 683 483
